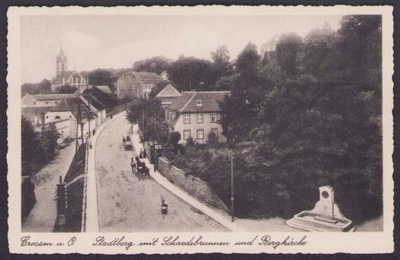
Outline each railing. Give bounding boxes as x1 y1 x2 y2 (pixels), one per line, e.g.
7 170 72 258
81 141 89 232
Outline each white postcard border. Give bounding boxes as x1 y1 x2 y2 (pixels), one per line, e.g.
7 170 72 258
7 5 394 254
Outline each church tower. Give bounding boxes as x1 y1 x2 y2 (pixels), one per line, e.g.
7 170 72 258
56 44 68 76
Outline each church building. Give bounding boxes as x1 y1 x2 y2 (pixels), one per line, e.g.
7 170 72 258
51 45 88 92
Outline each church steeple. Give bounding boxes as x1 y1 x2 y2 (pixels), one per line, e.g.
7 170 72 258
59 42 65 57
56 43 67 76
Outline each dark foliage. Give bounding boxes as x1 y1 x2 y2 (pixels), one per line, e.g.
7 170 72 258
180 15 382 222
58 84 77 94
133 56 171 75
126 98 169 145
21 177 36 222
22 118 60 176
21 79 53 97
167 57 217 92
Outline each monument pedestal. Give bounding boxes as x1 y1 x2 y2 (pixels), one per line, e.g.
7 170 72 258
286 186 355 232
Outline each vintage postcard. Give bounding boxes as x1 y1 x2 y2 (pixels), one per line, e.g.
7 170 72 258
7 6 394 254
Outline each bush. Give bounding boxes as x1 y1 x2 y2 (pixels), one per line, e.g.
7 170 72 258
21 177 36 222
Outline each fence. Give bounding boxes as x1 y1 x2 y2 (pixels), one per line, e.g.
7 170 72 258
157 157 229 211
54 142 88 232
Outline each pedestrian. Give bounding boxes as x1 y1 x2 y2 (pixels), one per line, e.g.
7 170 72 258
123 136 126 142
93 129 96 136
139 148 143 158
161 196 168 215
89 140 92 149
143 149 147 158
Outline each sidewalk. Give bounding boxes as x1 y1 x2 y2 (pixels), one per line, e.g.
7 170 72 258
22 143 76 232
130 124 245 232
85 112 127 232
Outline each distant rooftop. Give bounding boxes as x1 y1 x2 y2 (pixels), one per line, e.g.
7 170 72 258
31 93 77 101
50 97 96 120
167 91 230 113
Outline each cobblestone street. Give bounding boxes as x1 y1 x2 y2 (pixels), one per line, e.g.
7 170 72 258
95 115 228 232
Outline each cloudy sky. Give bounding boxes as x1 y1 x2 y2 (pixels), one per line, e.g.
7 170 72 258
20 14 343 84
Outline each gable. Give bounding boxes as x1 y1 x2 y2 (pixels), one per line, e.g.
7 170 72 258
21 94 36 107
156 84 181 98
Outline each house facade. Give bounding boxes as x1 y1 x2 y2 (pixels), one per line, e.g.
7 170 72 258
165 91 230 144
116 71 164 100
21 93 77 125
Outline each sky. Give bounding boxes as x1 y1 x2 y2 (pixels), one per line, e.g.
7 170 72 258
20 15 343 84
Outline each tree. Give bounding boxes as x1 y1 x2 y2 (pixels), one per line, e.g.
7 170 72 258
167 57 216 92
275 33 303 75
211 45 234 80
40 123 61 162
88 69 116 92
302 25 335 77
58 85 77 94
132 56 171 75
21 79 53 97
21 117 42 176
126 98 169 144
219 42 267 142
235 42 261 80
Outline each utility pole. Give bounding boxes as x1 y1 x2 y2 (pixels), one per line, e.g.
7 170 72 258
229 149 234 222
88 99 91 138
142 109 145 134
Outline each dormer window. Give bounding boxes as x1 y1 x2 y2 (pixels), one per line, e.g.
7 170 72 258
196 100 202 106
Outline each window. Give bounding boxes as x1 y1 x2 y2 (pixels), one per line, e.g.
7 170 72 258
196 100 202 106
197 129 204 139
55 116 61 120
183 113 190 124
211 113 217 122
196 113 203 123
183 130 191 140
211 128 218 138
33 101 36 105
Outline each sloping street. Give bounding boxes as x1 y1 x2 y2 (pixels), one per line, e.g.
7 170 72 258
95 114 228 232
22 143 76 232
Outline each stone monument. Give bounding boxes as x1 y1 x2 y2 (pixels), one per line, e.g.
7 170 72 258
286 186 355 232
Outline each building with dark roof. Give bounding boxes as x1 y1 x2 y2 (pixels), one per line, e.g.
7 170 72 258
45 97 97 140
165 91 230 144
116 71 164 100
82 85 118 112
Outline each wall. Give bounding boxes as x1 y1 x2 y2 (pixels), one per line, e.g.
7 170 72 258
158 157 228 211
116 73 140 100
45 111 72 123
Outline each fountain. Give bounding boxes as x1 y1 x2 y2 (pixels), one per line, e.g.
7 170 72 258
286 186 355 232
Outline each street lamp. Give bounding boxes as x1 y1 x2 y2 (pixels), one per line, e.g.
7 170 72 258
228 149 235 222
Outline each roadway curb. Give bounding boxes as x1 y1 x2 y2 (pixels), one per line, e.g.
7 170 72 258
130 124 245 232
85 111 126 232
